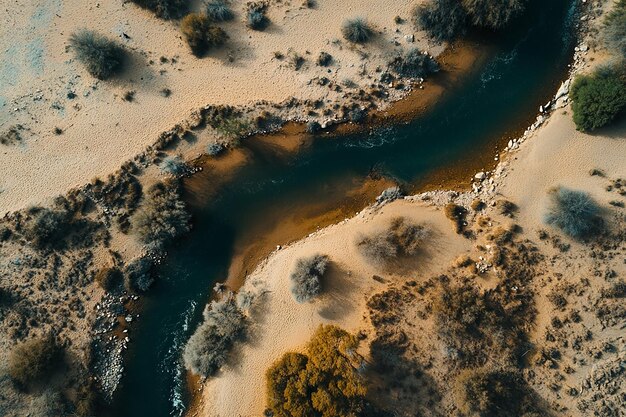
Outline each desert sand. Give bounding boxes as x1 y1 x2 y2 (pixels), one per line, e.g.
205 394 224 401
0 0 435 214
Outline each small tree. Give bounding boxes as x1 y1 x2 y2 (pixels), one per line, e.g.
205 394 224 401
570 66 626 131
460 0 527 30
342 18 373 43
290 254 329 303
544 187 602 239
69 30 125 79
603 0 626 59
8 335 62 388
414 0 467 42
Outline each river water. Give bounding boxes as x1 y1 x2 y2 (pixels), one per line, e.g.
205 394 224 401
112 0 577 415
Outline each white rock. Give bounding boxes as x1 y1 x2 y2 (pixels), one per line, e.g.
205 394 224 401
474 172 486 180
405 34 414 43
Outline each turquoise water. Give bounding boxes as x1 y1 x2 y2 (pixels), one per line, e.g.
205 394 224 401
112 0 577 415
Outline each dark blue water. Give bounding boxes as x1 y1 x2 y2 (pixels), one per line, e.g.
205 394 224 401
112 0 577 415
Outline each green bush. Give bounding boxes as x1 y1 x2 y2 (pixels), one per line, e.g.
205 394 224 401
290 254 329 303
130 0 187 19
390 48 440 78
414 0 467 42
603 0 626 58
69 30 125 80
8 335 62 388
206 0 233 21
544 187 602 239
181 13 227 56
342 18 373 43
461 0 527 30
571 65 626 131
265 325 366 417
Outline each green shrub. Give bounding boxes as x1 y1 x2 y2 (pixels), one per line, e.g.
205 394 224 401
342 18 373 43
130 0 187 19
390 48 440 78
603 0 626 58
460 0 527 30
69 30 125 80
414 0 467 42
265 325 366 417
290 254 329 303
181 13 227 56
544 187 602 239
206 0 234 21
571 66 626 131
8 335 62 388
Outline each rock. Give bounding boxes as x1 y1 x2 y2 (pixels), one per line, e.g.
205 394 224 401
555 79 570 100
474 172 486 180
405 34 414 43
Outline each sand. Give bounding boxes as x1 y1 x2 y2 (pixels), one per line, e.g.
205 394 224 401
0 0 435 214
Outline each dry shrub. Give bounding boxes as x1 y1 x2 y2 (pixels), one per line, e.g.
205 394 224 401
444 203 467 234
181 13 227 56
94 267 123 292
8 335 62 388
290 254 329 303
69 30 125 79
357 217 429 265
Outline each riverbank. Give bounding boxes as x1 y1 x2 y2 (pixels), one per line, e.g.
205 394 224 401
191 1 626 415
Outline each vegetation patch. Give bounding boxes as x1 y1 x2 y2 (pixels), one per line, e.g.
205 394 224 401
8 335 62 388
0 125 24 146
603 0 626 59
181 13 228 56
544 187 602 239
69 30 125 80
357 217 429 265
246 2 270 30
206 0 234 21
389 48 440 78
342 18 374 43
290 254 329 303
130 0 188 19
414 0 467 42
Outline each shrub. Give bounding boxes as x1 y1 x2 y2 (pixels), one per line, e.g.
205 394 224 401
206 0 234 21
206 140 226 156
342 18 373 43
28 389 68 417
183 295 247 378
290 254 329 303
570 66 626 131
22 206 104 250
444 203 467 234
69 30 125 79
160 155 188 176
544 187 602 239
265 325 366 417
460 0 526 30
603 0 626 58
95 267 123 292
131 180 191 249
124 257 154 292
246 3 269 30
130 0 187 19
181 13 227 56
8 335 62 388
414 0 467 42
357 217 429 265
390 48 440 78
317 51 332 66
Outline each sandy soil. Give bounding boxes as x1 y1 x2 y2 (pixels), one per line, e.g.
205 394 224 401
0 0 436 214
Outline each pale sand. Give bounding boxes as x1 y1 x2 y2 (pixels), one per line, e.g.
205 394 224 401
198 200 471 417
0 0 435 214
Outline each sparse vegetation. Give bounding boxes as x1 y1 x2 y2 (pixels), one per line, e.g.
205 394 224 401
131 180 191 250
246 2 269 30
183 294 247 378
160 155 188 176
342 18 373 43
357 217 429 265
317 51 332 66
0 125 23 146
460 0 526 29
444 203 467 234
390 48 440 78
265 325 366 417
206 140 226 156
290 254 329 303
570 65 626 131
124 257 154 292
206 0 234 21
181 13 227 56
544 187 602 239
603 0 626 58
69 30 125 80
414 0 467 42
8 335 62 388
130 0 187 19
95 267 123 292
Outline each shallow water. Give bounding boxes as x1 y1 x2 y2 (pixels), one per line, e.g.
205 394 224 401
112 0 577 415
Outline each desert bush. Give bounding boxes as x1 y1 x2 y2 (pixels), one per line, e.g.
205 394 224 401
414 0 467 42
206 140 225 156
22 207 104 250
69 30 125 80
246 3 269 30
8 335 62 388
460 0 526 29
206 0 234 21
317 51 332 66
0 125 23 146
603 0 626 58
183 295 247 378
95 267 123 292
265 325 366 417
390 48 440 78
131 180 191 249
357 217 429 265
570 66 626 131
29 389 68 417
544 187 602 239
130 0 187 19
444 203 467 234
290 254 329 303
160 155 188 176
124 257 154 292
181 13 227 56
456 369 539 417
342 18 373 43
